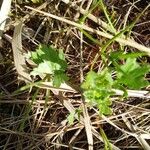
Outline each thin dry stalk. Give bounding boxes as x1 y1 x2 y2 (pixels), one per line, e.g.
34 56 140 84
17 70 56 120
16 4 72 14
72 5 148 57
25 6 150 54
0 0 12 43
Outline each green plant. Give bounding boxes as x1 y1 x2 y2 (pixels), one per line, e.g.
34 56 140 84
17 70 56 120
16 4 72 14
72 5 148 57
100 127 112 150
28 44 68 87
114 58 149 89
67 108 82 125
81 69 113 115
81 56 149 115
27 44 149 116
18 44 69 131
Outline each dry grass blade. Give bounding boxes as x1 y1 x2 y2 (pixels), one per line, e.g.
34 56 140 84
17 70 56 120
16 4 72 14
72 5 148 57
91 127 121 150
77 7 115 34
25 6 150 54
101 113 150 149
82 103 93 150
122 114 150 150
12 22 31 82
0 0 12 46
113 89 150 98
4 0 50 33
37 81 76 93
137 136 150 150
69 127 84 145
45 92 120 150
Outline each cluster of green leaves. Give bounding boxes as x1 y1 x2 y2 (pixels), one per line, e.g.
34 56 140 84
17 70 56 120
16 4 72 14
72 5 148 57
111 52 150 90
28 44 149 116
81 56 149 115
81 69 114 115
29 44 68 87
114 58 149 89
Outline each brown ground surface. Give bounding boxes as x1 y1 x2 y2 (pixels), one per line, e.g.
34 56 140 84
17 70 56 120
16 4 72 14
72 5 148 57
0 0 149 149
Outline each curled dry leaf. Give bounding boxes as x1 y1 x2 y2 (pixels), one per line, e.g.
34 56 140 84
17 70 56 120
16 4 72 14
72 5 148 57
12 22 31 82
